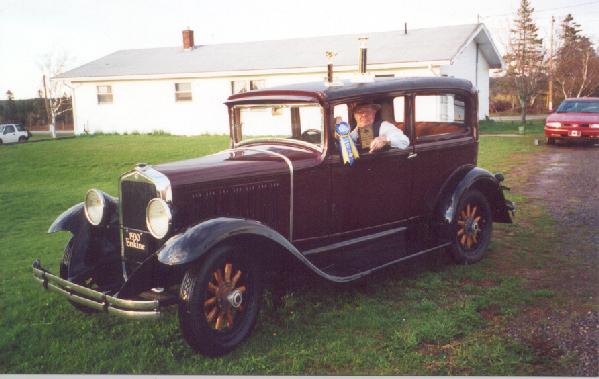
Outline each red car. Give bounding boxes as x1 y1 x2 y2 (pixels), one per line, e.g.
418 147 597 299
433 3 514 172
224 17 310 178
545 97 599 145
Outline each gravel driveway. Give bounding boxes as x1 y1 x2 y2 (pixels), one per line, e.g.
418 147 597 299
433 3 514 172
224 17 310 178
511 142 599 376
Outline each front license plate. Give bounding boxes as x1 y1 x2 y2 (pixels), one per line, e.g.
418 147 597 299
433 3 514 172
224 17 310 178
569 130 581 137
124 229 148 251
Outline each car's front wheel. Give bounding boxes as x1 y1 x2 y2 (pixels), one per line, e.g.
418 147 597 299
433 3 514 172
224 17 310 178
449 190 493 264
547 137 556 145
18 136 27 143
178 243 263 356
59 238 98 313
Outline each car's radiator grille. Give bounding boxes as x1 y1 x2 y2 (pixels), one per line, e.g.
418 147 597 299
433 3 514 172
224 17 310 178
190 182 280 228
120 180 157 231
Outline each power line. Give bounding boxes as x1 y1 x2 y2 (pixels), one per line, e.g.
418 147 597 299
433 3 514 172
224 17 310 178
480 0 599 19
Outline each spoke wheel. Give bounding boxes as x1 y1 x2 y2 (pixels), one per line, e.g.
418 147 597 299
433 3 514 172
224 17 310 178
204 262 246 331
179 243 262 356
449 190 492 264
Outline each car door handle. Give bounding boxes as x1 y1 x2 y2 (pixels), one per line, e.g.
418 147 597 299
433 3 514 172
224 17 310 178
408 152 418 159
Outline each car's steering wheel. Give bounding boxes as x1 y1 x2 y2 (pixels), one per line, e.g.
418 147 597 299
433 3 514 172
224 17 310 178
300 129 321 143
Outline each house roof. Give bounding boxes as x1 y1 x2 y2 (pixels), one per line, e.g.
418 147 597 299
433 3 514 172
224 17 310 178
57 23 502 80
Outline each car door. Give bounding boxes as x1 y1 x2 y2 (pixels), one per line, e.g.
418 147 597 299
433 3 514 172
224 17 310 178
329 148 413 234
328 96 414 237
3 125 17 143
408 92 477 218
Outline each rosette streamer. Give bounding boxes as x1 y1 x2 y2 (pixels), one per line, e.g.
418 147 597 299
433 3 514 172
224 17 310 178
335 122 359 165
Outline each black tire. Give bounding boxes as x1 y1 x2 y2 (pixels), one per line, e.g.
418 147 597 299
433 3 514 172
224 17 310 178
178 243 263 356
18 136 26 143
449 190 493 264
59 238 98 313
547 137 556 145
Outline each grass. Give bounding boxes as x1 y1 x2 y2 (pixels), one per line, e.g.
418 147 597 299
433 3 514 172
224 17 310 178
0 126 572 374
479 119 545 135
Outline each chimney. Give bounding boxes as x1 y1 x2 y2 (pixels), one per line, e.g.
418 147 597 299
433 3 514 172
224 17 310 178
182 28 194 50
404 23 407 35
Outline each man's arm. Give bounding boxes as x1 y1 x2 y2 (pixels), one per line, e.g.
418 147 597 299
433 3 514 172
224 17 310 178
379 121 410 149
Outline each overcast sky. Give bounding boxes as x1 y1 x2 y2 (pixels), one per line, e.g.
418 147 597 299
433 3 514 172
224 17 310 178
1 0 599 99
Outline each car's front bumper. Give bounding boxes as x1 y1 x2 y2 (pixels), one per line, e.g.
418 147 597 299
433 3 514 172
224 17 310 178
32 259 160 319
545 127 599 140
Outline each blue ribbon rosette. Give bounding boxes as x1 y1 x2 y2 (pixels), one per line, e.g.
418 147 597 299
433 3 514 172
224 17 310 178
335 122 359 165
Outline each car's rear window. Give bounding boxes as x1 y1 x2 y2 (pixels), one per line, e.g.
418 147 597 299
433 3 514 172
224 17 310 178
556 100 599 113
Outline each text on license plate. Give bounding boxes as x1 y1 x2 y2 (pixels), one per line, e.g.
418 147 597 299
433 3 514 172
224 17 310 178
569 130 581 137
124 229 147 250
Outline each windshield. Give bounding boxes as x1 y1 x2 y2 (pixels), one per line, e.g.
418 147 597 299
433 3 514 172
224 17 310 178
232 103 324 148
556 100 599 113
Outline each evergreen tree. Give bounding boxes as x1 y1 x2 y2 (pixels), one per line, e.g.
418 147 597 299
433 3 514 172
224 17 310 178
503 0 545 127
554 14 599 99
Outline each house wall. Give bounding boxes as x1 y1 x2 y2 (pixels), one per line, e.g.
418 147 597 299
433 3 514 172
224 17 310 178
440 42 490 119
72 67 434 136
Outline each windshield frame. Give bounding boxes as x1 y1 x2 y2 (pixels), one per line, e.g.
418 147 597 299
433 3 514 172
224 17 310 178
230 102 325 152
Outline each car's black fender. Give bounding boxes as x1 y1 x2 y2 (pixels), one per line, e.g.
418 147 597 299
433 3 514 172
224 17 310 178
157 217 352 283
47 194 122 286
436 167 513 239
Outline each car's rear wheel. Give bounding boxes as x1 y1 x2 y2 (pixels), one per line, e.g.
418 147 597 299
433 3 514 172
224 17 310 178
449 190 493 264
547 137 556 145
178 243 262 356
59 238 98 313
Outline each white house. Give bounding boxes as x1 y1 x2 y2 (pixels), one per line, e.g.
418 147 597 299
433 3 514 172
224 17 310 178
57 23 502 136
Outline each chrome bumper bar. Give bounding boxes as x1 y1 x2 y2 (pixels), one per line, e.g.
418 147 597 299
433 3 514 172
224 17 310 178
32 259 160 319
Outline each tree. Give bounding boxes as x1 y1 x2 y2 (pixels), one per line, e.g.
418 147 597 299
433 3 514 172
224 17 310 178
553 14 599 100
38 51 72 138
503 0 545 127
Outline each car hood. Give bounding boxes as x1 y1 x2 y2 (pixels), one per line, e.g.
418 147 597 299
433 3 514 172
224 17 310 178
546 112 599 123
154 143 322 190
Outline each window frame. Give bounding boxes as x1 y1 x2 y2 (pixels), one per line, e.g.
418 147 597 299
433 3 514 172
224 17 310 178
97 85 113 104
174 82 193 102
413 91 472 144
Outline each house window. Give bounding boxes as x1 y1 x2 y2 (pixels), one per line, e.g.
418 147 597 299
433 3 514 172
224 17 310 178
97 85 113 104
175 82 192 102
231 80 265 95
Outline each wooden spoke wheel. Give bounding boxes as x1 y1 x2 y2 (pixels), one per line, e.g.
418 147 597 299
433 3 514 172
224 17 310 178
204 262 246 331
449 190 493 264
178 243 262 356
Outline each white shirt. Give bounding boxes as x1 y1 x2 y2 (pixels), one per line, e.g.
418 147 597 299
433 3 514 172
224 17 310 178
350 121 410 150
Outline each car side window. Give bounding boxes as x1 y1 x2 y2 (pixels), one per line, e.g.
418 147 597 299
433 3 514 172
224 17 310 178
16 124 25 132
5 125 15 134
415 94 468 142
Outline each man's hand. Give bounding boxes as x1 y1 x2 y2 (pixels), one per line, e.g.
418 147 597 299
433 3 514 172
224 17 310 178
369 136 389 153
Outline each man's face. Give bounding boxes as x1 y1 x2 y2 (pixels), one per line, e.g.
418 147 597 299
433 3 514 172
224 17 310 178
354 106 377 127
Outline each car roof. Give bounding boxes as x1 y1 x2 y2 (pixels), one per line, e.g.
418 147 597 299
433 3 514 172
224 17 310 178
227 76 475 104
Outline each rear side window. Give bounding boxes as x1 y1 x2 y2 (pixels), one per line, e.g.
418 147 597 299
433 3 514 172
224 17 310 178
415 94 468 141
16 124 25 131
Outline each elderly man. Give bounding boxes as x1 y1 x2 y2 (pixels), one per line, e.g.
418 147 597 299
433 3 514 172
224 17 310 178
349 103 409 153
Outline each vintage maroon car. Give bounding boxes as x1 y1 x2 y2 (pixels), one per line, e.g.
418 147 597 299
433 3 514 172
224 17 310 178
545 97 599 144
32 77 514 356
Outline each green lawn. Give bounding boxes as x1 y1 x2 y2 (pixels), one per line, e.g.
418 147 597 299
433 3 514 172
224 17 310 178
479 119 545 135
0 130 565 374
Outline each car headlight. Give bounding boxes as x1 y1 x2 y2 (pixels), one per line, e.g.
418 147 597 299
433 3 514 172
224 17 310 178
546 122 561 128
84 189 105 225
146 198 171 239
590 123 599 128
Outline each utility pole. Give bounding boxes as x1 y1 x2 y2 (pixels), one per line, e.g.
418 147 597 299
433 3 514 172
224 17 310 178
548 15 555 111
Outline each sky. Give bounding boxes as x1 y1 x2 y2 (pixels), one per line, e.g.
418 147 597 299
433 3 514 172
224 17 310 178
1 0 599 99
